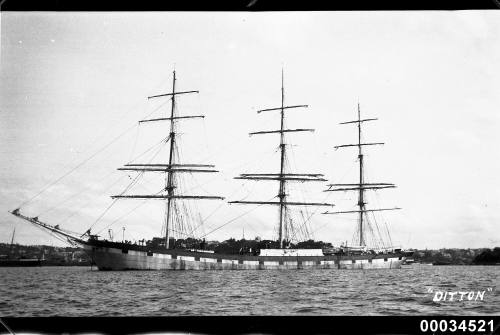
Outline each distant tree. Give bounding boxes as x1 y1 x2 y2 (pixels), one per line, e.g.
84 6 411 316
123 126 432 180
294 239 332 249
472 247 500 265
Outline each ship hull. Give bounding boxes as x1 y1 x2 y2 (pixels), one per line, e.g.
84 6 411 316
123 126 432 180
82 242 404 271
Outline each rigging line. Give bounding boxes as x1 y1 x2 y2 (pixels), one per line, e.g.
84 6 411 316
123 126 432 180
179 202 189 239
352 220 361 246
53 176 125 224
17 123 137 209
128 124 141 162
385 220 393 247
293 190 333 237
199 197 274 239
54 174 128 226
29 222 69 246
39 129 166 217
366 215 380 249
299 210 312 241
161 200 168 239
35 138 140 217
200 115 211 160
187 182 250 237
96 187 165 235
92 143 166 233
88 200 119 232
168 225 206 239
372 190 393 247
310 207 354 240
287 210 305 243
38 168 122 217
367 212 380 248
230 147 278 174
181 170 218 199
176 146 274 198
284 150 314 238
197 106 274 163
174 202 185 239
187 161 262 237
309 220 332 238
87 171 144 231
197 212 207 239
16 127 130 209
182 199 197 238
238 216 261 237
126 134 170 165
293 212 303 242
49 230 71 245
371 191 385 245
332 155 359 181
379 212 393 248
17 98 170 210
372 215 384 249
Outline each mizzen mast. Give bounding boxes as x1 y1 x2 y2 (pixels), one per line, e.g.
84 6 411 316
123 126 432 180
229 71 334 249
323 104 400 247
112 71 224 249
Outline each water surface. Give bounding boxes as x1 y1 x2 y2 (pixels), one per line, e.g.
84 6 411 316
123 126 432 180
0 265 498 316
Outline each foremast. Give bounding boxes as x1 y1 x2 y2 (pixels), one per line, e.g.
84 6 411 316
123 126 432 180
323 104 400 247
112 71 224 249
229 71 334 249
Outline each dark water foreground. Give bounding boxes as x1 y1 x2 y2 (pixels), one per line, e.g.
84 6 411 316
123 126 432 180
0 265 498 316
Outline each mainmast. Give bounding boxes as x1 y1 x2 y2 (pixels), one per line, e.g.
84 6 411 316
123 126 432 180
278 70 286 248
323 104 400 247
112 71 224 249
356 103 365 246
165 71 177 250
230 71 334 249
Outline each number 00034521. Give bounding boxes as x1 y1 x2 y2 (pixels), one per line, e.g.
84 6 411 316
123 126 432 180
420 319 494 333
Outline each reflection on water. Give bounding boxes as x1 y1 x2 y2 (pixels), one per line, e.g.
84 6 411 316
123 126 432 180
0 265 498 316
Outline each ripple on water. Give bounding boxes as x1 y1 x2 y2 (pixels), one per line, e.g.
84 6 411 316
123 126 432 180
0 265 499 316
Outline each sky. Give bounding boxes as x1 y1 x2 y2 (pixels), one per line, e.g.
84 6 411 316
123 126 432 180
1 11 499 249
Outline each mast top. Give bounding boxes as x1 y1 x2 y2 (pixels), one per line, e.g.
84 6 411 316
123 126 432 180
147 71 198 100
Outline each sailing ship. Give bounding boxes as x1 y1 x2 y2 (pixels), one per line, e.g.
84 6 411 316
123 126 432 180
0 228 42 267
10 70 410 270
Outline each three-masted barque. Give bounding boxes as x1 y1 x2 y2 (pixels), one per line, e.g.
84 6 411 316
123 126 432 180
10 70 410 270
